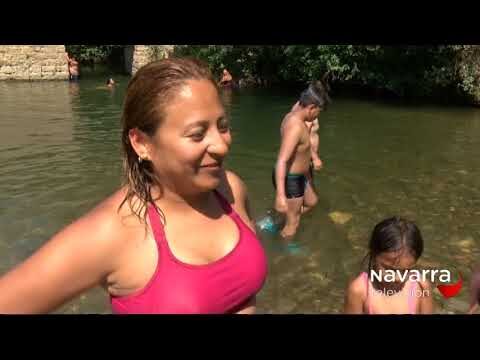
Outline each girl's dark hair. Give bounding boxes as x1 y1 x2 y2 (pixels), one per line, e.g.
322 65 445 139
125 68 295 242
298 78 331 110
118 57 217 224
364 217 424 272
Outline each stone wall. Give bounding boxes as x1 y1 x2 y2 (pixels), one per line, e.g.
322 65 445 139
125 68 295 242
124 45 135 75
0 45 175 80
128 45 174 75
0 45 69 80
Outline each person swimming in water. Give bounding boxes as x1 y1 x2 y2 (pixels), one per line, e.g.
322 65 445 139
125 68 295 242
272 80 331 239
96 78 116 91
219 69 234 88
344 217 434 314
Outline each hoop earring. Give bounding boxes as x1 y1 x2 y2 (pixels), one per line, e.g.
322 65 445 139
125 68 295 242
138 156 143 164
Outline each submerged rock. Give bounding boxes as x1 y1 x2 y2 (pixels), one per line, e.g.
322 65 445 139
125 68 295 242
347 229 363 244
444 297 470 314
310 272 332 286
328 211 353 225
277 299 297 313
457 237 476 248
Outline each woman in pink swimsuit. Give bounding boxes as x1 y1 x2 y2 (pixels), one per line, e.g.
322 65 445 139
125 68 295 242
344 217 434 314
0 58 268 314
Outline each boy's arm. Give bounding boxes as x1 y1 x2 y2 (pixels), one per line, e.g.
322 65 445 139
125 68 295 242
310 119 322 170
275 120 302 213
310 132 321 161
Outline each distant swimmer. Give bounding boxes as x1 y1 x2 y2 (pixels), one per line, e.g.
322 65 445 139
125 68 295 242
96 78 116 90
66 52 80 82
219 68 234 88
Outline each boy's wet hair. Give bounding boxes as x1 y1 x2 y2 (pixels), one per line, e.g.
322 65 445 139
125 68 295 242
364 217 424 272
298 78 331 110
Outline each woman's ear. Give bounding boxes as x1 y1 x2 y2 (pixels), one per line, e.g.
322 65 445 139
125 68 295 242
128 128 151 161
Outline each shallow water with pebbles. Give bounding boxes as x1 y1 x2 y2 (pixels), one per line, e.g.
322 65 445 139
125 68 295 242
1 80 479 314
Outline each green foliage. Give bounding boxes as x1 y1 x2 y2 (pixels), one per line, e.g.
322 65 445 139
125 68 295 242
65 45 480 103
65 45 124 63
454 45 480 103
174 45 285 82
173 45 480 103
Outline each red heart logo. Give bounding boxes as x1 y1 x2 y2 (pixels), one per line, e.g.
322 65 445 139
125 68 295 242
436 271 463 298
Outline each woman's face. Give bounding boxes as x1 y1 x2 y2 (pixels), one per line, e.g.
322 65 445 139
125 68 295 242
148 79 231 196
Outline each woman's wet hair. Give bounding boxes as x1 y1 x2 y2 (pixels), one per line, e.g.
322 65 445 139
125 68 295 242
298 79 331 110
364 217 424 273
118 57 217 223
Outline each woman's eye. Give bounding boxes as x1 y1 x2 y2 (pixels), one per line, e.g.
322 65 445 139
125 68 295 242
189 131 205 141
218 119 230 132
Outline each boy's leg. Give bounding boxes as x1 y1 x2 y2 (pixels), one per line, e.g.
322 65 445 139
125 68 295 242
279 174 306 239
302 167 318 214
280 196 304 239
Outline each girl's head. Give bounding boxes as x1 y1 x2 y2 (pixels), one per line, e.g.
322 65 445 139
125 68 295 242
366 217 424 276
120 57 230 221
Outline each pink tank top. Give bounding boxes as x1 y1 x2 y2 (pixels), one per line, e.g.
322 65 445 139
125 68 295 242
110 190 268 314
362 272 418 315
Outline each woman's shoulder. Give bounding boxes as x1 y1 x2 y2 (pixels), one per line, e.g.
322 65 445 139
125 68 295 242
68 187 143 246
216 170 255 229
28 188 142 284
216 170 248 205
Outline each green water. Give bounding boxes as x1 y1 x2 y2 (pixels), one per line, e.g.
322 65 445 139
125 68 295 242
1 78 479 314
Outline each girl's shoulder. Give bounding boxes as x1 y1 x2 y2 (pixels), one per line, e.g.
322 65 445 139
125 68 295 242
347 272 369 301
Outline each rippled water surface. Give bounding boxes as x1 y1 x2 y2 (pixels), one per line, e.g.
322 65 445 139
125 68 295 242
1 79 479 314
